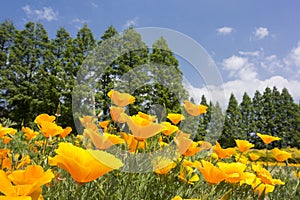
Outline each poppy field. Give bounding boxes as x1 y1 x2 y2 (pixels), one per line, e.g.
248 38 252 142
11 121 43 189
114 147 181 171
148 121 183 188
1 90 300 200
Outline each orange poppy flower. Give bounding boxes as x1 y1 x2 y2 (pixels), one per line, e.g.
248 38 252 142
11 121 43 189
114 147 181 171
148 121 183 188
121 132 146 153
107 90 135 107
252 164 284 185
198 141 212 150
161 122 179 136
48 142 123 183
248 153 260 161
197 160 227 185
59 127 72 138
213 141 236 159
272 148 292 162
235 139 254 153
34 114 56 125
217 162 247 183
178 166 200 185
1 157 12 171
99 120 110 132
22 127 39 141
153 157 177 175
121 113 164 140
167 113 185 125
84 129 124 150
40 122 62 138
174 132 193 155
256 133 281 145
0 165 54 200
110 106 126 123
0 124 17 138
183 100 207 116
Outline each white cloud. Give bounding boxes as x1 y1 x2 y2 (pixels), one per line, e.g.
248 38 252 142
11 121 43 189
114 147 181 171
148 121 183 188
253 27 269 40
72 18 89 24
185 76 300 109
223 55 247 71
91 2 99 8
216 26 233 35
22 5 58 21
285 41 300 74
261 54 283 73
239 50 260 57
222 55 257 80
123 17 139 29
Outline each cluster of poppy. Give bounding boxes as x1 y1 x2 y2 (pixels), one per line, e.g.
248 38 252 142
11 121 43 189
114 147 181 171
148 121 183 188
0 89 299 199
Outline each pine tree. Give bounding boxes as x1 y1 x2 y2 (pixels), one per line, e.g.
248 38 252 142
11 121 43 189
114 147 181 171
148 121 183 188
50 27 75 128
196 95 209 140
3 22 39 126
96 26 119 119
240 92 254 140
149 37 188 116
0 20 16 118
279 88 300 147
206 101 224 143
220 93 242 147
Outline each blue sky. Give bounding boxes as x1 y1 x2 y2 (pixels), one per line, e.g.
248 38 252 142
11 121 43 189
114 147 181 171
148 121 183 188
1 0 300 106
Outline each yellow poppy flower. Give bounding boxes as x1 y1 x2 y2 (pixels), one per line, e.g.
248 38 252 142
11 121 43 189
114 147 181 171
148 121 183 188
34 114 56 125
121 113 164 140
197 160 227 185
0 165 54 200
198 141 212 150
217 162 247 183
84 129 124 150
99 120 110 132
183 100 207 116
1 157 12 171
213 141 236 159
59 127 72 138
252 164 284 185
167 113 185 125
48 142 123 183
153 157 177 175
161 122 179 136
0 124 17 138
107 90 135 107
256 133 281 145
271 148 292 162
174 132 193 156
39 121 67 138
121 132 146 153
172 196 183 200
178 166 199 185
235 139 254 153
252 178 275 196
248 153 260 161
110 106 126 123
22 127 39 141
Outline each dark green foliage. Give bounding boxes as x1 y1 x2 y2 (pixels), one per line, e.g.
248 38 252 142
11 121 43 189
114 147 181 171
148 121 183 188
220 93 242 147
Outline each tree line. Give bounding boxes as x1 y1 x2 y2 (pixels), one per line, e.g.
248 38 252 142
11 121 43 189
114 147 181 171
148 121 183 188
1 20 299 148
197 88 300 149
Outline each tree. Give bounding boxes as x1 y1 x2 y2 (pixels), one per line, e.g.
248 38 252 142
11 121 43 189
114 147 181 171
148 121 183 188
240 92 254 141
0 20 16 118
220 93 242 147
149 37 188 116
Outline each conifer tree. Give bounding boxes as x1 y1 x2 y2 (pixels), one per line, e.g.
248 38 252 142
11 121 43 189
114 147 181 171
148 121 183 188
240 92 254 140
0 20 16 118
149 37 188 116
220 93 242 147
